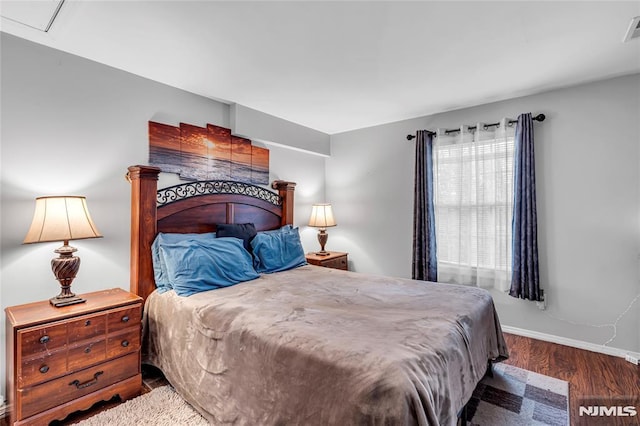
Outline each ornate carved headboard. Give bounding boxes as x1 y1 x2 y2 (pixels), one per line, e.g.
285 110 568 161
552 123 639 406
127 165 296 303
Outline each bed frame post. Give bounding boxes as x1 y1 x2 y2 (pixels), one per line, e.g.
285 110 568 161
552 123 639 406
128 165 161 303
272 180 296 226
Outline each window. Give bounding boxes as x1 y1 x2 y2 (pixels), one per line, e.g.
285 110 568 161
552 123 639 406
433 122 515 290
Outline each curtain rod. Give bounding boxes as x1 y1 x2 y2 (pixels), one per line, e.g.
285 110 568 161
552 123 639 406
406 113 545 140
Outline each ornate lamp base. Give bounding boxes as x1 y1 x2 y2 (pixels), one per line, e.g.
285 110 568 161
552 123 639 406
50 294 86 307
50 242 86 308
315 228 330 256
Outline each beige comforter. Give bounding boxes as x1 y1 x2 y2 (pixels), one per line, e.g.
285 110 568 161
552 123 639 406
143 265 508 425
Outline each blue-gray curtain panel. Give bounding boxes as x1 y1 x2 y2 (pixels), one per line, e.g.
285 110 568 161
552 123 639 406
509 113 541 300
412 130 437 281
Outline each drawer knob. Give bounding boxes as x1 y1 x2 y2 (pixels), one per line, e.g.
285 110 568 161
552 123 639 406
39 335 50 344
85 320 91 326
84 346 92 354
69 371 103 389
121 315 130 323
39 365 49 374
121 340 129 347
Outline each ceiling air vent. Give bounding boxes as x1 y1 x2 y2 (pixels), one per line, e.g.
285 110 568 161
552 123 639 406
623 16 640 42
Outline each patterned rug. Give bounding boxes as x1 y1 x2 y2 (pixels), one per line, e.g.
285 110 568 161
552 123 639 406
466 363 569 426
74 364 568 425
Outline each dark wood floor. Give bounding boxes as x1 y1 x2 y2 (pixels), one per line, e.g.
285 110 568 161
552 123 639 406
2 333 638 425
502 333 640 425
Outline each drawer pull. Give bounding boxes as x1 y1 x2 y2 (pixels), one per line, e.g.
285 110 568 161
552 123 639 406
121 315 130 323
121 340 129 347
39 335 50 344
69 371 103 389
39 365 50 374
85 320 91 326
84 346 92 354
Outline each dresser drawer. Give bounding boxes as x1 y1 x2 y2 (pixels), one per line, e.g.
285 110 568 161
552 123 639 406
18 351 139 419
107 328 140 359
68 339 107 371
68 313 107 342
19 322 68 357
108 305 141 333
306 252 349 271
19 348 67 388
7 289 144 424
322 256 348 270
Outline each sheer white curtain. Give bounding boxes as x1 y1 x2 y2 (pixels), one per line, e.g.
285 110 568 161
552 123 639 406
433 118 515 291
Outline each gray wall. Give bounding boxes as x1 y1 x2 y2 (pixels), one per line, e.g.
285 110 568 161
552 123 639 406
0 34 326 399
231 104 331 156
327 73 640 354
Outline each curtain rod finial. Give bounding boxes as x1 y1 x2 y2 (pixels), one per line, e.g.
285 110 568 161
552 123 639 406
533 113 546 122
407 134 416 141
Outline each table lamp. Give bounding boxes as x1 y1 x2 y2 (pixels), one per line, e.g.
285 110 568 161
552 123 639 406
308 203 336 256
23 196 103 307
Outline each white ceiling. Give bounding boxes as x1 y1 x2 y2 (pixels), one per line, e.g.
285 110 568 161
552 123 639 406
2 1 640 134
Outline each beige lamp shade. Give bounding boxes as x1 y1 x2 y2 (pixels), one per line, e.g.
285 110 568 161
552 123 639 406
308 204 337 228
24 196 103 244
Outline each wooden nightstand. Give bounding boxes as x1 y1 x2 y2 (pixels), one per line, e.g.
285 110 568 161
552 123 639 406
5 288 142 425
306 251 349 271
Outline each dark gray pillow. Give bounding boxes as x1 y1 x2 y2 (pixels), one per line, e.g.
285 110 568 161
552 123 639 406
216 223 257 251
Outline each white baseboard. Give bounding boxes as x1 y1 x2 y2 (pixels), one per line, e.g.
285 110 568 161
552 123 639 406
501 325 640 360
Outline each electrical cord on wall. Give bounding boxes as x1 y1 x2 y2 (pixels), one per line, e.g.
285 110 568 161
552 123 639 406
542 293 640 347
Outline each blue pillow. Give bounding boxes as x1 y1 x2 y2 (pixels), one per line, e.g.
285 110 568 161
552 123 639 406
259 224 294 235
151 232 216 293
251 227 307 273
160 238 259 297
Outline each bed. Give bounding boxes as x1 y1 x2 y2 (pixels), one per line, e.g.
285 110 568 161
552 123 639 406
128 165 508 425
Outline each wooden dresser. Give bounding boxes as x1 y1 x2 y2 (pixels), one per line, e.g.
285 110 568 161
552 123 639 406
5 288 142 425
306 251 349 270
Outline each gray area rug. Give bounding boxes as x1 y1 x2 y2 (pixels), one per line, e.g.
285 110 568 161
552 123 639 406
467 363 569 426
74 364 568 425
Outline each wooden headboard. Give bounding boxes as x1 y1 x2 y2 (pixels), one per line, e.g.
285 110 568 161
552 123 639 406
128 165 296 303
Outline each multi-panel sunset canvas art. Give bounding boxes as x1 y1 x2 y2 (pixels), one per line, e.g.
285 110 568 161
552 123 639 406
149 121 269 185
